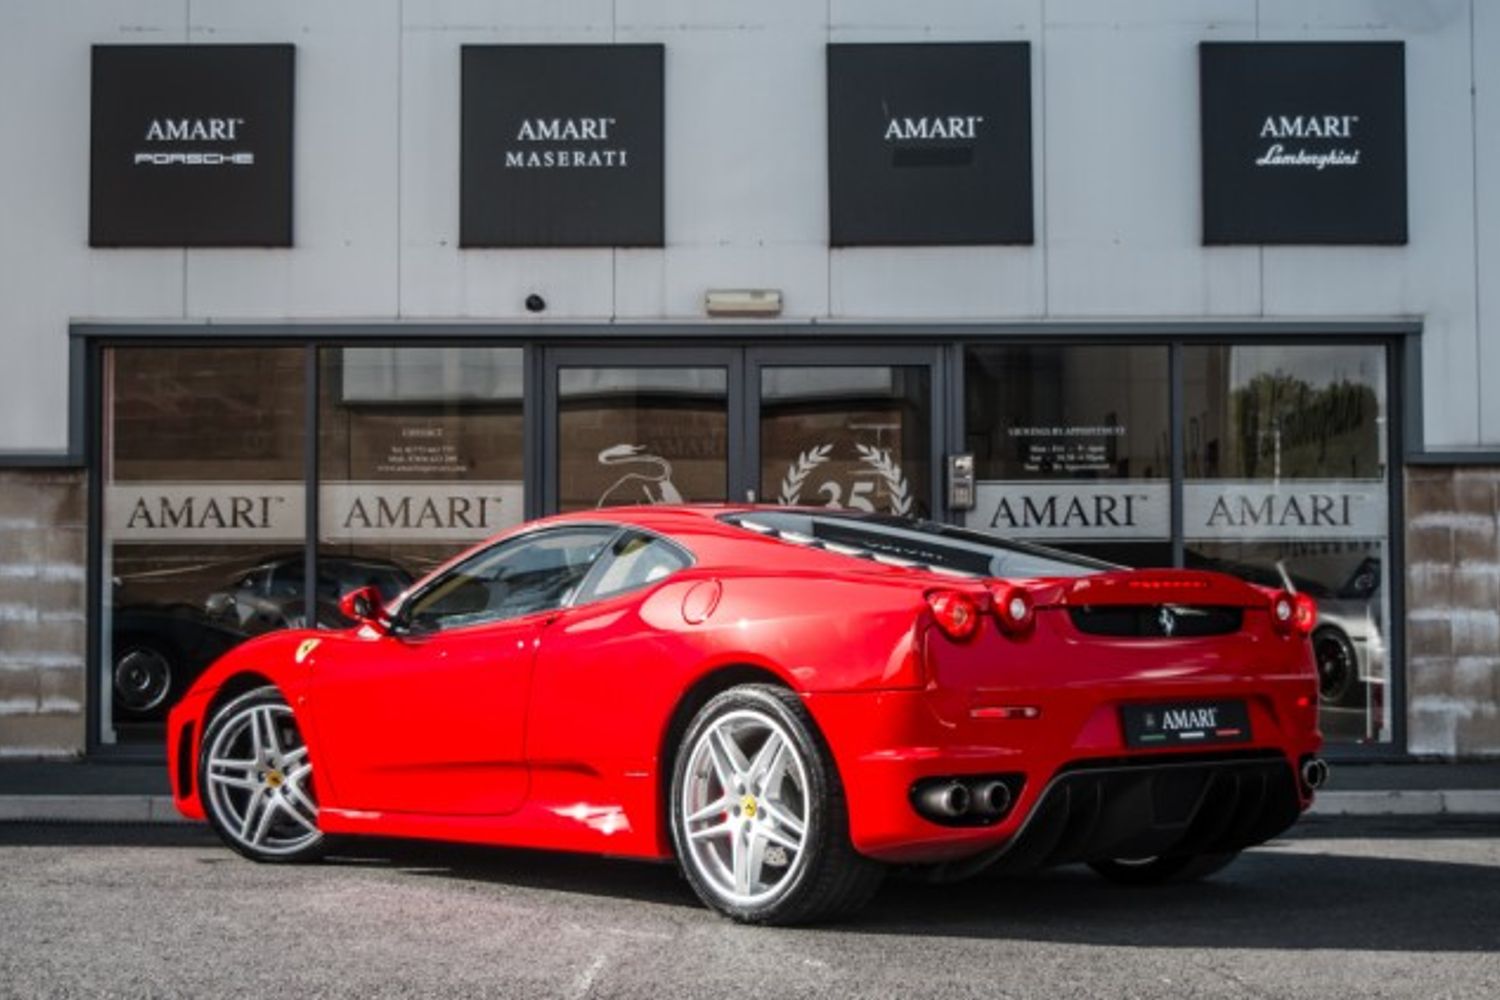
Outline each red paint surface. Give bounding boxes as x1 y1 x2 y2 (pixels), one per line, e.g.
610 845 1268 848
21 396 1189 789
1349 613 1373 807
168 505 1321 864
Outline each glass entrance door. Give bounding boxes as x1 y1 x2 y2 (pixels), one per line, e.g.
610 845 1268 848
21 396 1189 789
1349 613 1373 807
749 348 939 518
544 348 744 512
544 346 943 519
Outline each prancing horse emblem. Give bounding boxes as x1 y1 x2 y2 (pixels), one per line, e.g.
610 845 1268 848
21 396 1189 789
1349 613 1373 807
1157 607 1177 637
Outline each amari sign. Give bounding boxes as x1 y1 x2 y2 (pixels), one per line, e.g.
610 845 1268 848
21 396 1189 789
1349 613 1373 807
1199 42 1407 244
106 482 523 543
827 42 1033 246
461 45 664 247
975 482 1170 541
90 45 294 247
1184 480 1387 542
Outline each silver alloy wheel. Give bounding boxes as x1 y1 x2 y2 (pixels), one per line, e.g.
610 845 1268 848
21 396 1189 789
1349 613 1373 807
203 702 321 857
680 708 810 907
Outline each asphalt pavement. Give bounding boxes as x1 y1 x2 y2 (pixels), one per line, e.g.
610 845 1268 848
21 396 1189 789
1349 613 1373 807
0 815 1496 999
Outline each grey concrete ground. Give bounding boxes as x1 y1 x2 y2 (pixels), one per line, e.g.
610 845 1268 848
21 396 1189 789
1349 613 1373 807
0 817 1497 999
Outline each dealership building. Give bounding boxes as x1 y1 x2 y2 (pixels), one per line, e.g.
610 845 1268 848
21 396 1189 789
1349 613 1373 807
1 0 1498 763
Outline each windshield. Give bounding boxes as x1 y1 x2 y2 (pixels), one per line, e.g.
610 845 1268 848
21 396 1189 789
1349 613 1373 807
721 510 1111 579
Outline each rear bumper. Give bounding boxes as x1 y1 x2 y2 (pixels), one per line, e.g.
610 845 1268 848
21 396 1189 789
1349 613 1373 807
804 680 1319 865
983 751 1302 874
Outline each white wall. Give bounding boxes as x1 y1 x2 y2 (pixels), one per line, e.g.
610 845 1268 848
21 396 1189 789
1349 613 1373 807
0 0 1491 450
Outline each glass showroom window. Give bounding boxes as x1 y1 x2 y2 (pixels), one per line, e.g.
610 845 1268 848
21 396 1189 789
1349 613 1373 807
101 347 306 745
1183 344 1391 744
760 365 932 518
964 345 1171 566
557 368 729 511
317 346 526 612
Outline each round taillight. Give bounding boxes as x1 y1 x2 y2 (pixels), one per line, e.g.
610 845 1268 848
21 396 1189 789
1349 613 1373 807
926 590 981 641
992 584 1035 636
1272 595 1294 626
1293 593 1318 635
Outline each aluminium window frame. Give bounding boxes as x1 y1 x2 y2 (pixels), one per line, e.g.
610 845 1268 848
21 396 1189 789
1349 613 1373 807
68 320 1416 761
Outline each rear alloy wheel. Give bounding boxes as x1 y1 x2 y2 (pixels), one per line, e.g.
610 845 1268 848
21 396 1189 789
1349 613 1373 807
199 686 325 863
670 685 883 924
1089 851 1239 885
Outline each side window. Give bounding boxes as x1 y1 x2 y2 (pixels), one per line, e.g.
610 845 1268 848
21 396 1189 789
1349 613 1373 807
576 531 691 604
403 527 615 632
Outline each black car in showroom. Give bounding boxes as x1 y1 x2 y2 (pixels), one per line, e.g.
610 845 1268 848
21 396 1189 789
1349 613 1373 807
111 554 412 725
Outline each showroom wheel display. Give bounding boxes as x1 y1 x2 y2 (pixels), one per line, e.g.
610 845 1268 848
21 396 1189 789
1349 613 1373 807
111 636 176 715
198 686 326 863
1313 626 1359 706
1088 851 1240 885
669 684 884 924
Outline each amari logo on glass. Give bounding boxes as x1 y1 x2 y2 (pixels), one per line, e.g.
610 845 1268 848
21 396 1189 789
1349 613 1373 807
133 116 253 167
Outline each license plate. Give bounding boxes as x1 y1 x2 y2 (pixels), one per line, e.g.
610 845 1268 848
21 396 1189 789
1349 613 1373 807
1120 700 1251 748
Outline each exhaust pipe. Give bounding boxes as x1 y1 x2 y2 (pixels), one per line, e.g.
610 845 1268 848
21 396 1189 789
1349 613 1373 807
916 781 971 819
968 779 1013 817
1301 757 1330 791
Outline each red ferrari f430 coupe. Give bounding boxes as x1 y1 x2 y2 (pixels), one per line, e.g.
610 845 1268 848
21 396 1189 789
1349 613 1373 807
168 506 1326 924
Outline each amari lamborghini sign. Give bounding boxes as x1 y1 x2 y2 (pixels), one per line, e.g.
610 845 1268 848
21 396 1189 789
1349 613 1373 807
1199 42 1407 245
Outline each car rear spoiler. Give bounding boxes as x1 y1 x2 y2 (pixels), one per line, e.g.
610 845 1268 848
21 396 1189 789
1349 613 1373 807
1016 569 1275 610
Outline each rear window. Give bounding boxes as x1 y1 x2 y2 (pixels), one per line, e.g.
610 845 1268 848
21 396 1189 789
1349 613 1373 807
720 511 1110 580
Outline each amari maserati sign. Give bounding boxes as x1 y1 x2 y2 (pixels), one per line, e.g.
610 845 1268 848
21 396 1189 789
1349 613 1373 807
461 45 664 247
1200 42 1407 244
90 45 294 247
827 42 1033 246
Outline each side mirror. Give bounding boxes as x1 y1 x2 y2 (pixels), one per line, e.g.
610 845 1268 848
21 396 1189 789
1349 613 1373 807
337 586 388 632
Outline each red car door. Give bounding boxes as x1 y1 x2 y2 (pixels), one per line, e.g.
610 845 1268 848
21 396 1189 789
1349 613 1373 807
306 525 618 817
303 615 541 816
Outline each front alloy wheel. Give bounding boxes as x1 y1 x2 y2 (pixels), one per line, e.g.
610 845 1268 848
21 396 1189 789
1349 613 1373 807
199 687 324 862
669 685 883 924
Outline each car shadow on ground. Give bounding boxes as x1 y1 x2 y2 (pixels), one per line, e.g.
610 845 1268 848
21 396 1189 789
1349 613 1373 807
5 818 1497 952
331 822 1500 953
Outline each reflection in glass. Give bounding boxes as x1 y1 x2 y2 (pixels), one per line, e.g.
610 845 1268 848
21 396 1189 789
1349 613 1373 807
1184 345 1390 744
558 368 728 511
103 347 306 744
319 347 526 596
760 366 930 518
1184 345 1385 480
963 346 1170 567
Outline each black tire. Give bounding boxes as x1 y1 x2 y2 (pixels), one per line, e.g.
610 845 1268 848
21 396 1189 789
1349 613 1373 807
1088 851 1240 885
111 635 177 716
198 685 327 864
1313 626 1360 706
669 684 884 925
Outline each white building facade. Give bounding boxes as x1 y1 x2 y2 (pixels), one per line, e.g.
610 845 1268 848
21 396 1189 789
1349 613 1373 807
1 0 1497 760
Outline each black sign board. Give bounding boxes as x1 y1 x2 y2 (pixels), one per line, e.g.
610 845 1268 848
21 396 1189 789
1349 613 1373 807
1200 42 1406 245
90 45 294 247
827 43 1033 246
461 45 664 247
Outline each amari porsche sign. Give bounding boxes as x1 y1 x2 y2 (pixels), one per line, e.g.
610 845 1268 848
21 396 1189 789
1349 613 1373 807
1200 42 1407 245
827 42 1033 246
90 45 295 247
460 45 665 247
